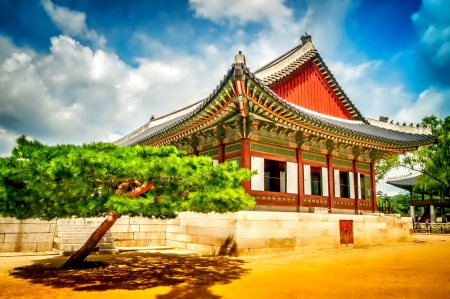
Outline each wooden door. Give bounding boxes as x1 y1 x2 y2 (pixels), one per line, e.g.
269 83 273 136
339 220 354 245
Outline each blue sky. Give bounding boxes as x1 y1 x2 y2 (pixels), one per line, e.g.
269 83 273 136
0 0 449 194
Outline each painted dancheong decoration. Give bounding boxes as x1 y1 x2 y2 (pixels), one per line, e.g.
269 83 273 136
115 34 436 215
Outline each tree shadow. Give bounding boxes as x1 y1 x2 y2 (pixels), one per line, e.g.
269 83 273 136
10 251 250 298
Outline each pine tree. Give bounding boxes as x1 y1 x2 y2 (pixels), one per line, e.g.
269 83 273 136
0 136 254 269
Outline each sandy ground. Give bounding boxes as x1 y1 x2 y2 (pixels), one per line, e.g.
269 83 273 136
1 234 449 299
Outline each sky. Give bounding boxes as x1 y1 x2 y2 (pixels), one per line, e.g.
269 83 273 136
0 0 449 195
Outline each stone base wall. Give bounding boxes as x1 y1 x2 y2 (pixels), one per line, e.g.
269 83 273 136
110 216 167 247
0 212 413 254
165 211 413 256
0 217 56 252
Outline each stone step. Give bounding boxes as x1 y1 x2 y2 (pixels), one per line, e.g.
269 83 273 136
56 232 113 238
53 248 117 256
54 243 116 251
57 220 105 226
54 237 114 244
55 226 105 232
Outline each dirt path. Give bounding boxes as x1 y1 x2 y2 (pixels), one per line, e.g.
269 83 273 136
1 235 449 299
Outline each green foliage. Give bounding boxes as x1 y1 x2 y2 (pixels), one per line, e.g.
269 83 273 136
376 191 410 215
411 116 450 192
375 115 449 192
375 155 399 183
0 136 255 220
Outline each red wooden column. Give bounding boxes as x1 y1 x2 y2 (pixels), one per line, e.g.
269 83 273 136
218 144 225 163
241 139 251 193
297 148 304 207
371 162 377 212
353 160 359 213
327 154 334 212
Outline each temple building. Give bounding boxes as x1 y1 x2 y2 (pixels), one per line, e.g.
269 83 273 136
115 34 436 215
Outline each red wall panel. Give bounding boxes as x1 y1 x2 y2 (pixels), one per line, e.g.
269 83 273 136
269 63 354 120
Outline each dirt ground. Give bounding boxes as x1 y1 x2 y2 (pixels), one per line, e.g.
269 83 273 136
1 234 449 299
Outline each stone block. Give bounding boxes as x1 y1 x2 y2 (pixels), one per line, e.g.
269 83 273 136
245 211 298 221
237 219 282 229
186 226 215 236
131 239 149 247
0 224 52 234
166 218 180 225
166 225 181 233
213 227 236 238
139 224 166 232
0 233 4 243
37 242 53 251
129 217 159 225
207 212 237 220
166 240 186 249
245 228 290 239
57 219 104 226
0 242 37 252
197 235 234 247
115 240 133 247
134 232 164 240
56 226 99 232
148 239 165 246
109 224 140 233
186 242 213 254
289 228 320 238
281 220 305 229
50 224 57 233
184 212 209 219
248 247 294 256
236 238 265 249
110 232 134 240
4 233 54 243
0 217 56 224
114 217 131 225
265 238 296 248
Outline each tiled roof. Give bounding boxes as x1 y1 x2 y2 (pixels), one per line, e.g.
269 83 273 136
386 175 419 191
116 68 235 146
115 65 436 149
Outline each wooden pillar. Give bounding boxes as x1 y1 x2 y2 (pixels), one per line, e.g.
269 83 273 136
241 139 251 193
353 160 359 213
297 148 304 208
371 162 377 212
327 154 334 212
218 144 225 163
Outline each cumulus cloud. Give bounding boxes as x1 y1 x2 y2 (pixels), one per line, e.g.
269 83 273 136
0 34 234 156
41 0 106 48
189 0 293 29
393 87 450 123
412 0 450 66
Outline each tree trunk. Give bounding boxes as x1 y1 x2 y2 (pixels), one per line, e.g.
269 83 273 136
61 213 120 269
60 182 154 269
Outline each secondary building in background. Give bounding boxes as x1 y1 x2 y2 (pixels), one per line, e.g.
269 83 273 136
115 34 436 215
387 174 450 223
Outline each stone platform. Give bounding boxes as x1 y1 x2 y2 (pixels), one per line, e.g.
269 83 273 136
1 211 413 256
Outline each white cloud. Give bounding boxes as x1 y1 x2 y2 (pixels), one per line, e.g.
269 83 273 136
41 0 106 48
0 35 36 62
327 59 416 120
393 87 450 123
0 34 235 156
189 0 293 29
412 0 450 66
0 128 18 157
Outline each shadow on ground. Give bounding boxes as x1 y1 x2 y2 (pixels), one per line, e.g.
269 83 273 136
10 252 250 298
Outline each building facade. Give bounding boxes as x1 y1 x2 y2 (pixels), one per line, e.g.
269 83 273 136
115 35 436 215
